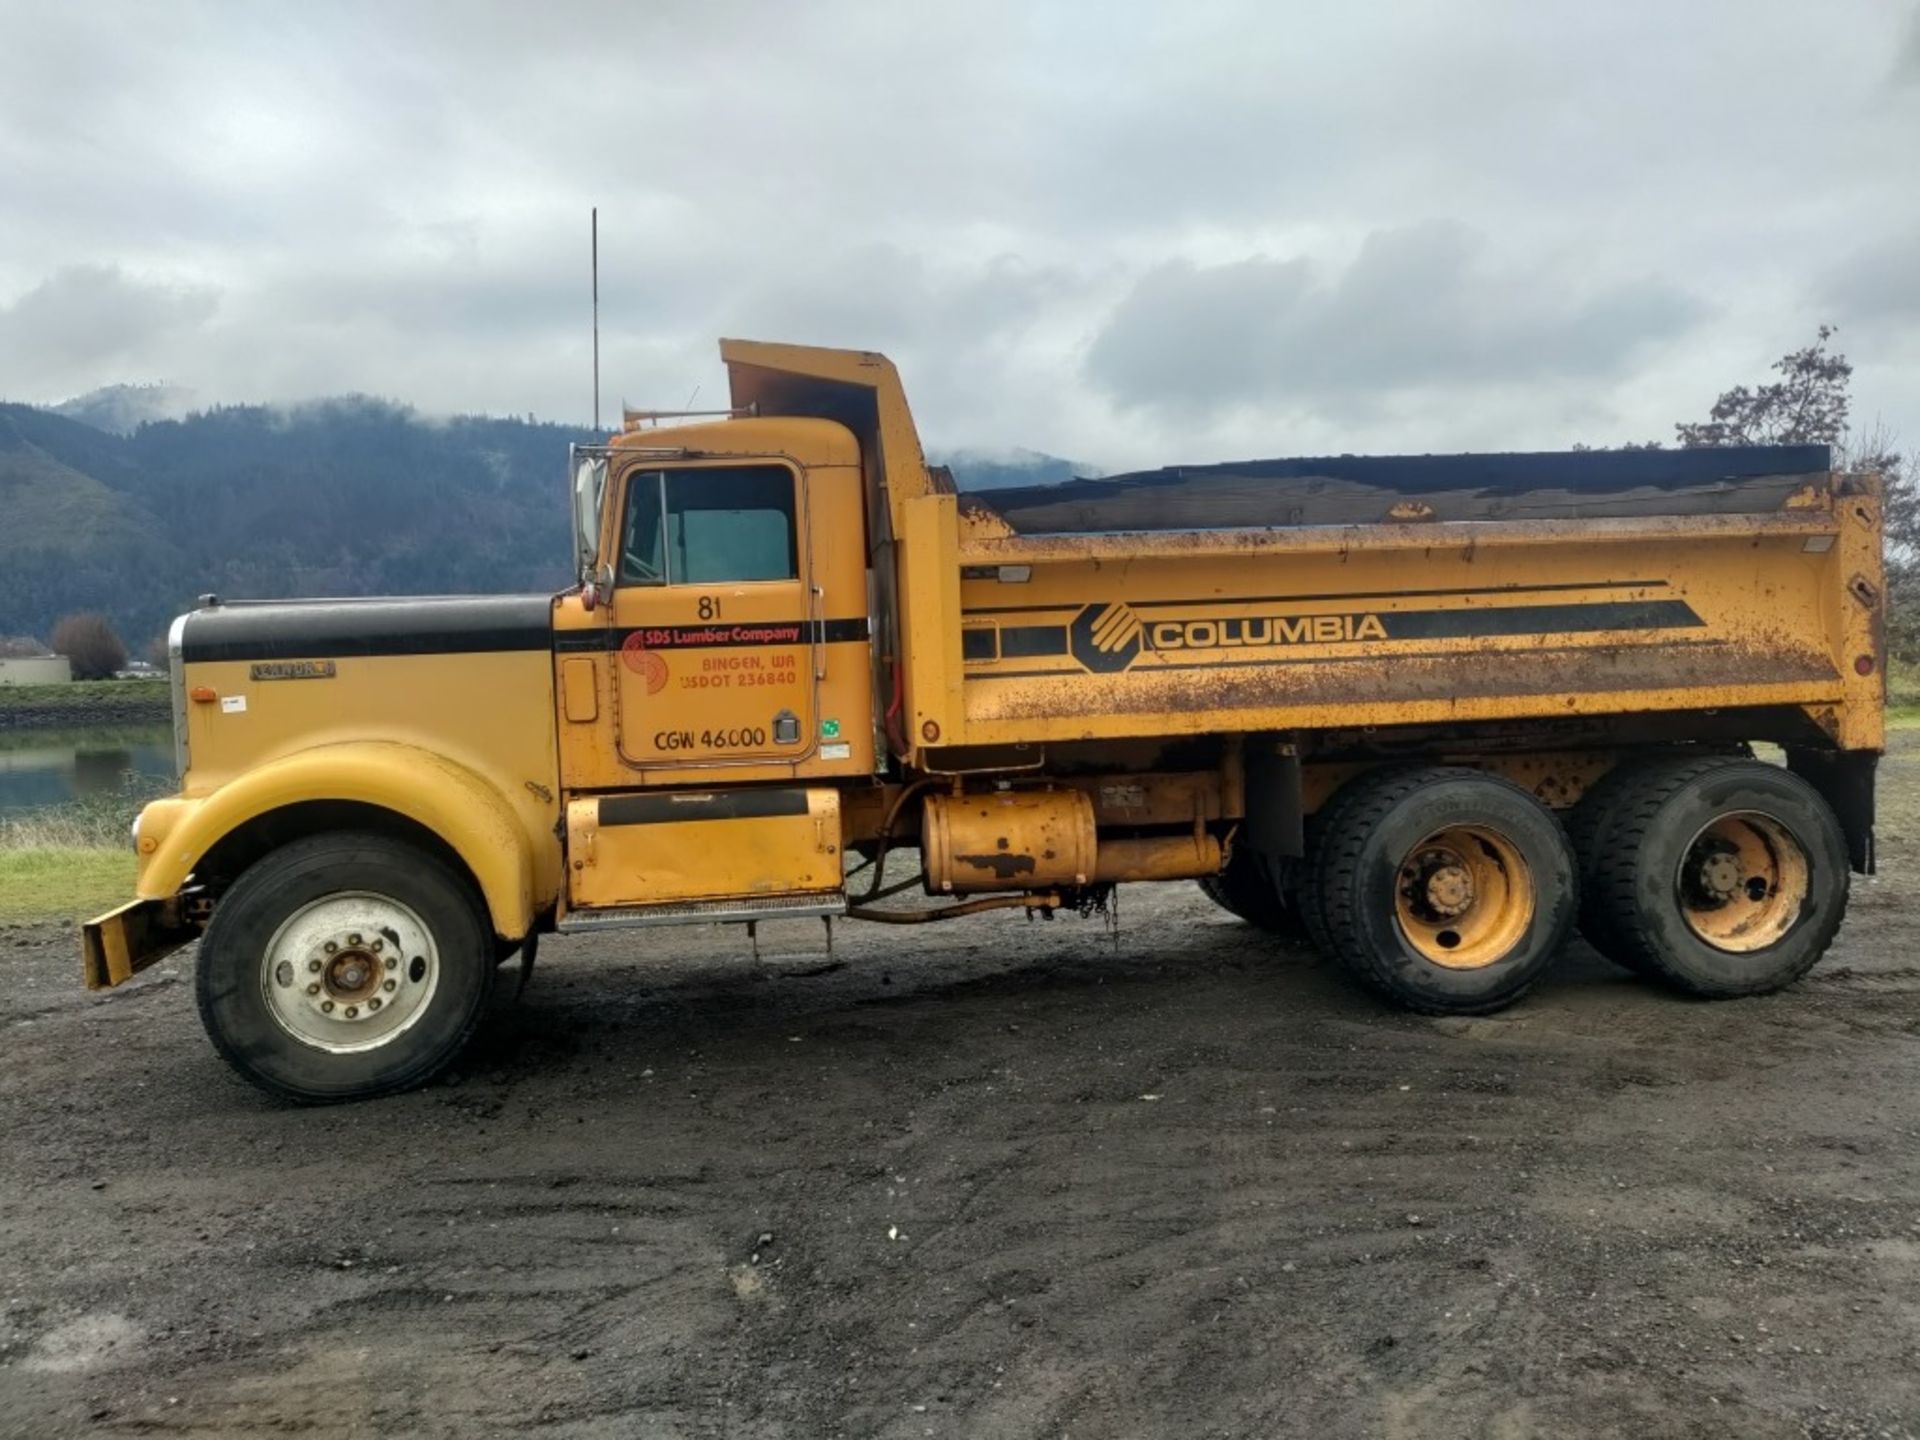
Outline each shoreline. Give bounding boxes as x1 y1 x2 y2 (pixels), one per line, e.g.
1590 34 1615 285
0 679 171 732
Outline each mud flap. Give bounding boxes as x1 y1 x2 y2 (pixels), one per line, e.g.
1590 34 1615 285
1786 747 1877 875
81 898 196 991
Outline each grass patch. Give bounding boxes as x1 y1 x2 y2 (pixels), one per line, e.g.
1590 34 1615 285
0 847 135 923
1889 659 1920 729
1 775 169 923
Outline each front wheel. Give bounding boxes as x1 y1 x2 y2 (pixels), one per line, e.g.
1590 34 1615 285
195 833 497 1102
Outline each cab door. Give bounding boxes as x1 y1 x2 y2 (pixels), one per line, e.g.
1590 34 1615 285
610 461 819 771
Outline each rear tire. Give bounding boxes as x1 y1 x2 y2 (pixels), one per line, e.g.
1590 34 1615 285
1581 759 1847 998
1197 844 1309 941
195 832 496 1103
1307 767 1577 1015
1568 752 1744 971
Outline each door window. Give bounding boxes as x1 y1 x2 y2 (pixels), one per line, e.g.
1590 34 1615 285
620 466 797 586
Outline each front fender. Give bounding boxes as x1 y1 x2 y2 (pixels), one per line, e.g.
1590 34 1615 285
136 741 551 940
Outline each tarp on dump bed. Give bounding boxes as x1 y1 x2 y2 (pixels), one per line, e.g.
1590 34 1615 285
958 444 1832 535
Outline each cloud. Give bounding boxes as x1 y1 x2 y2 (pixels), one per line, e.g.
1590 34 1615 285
1084 223 1705 418
0 267 218 395
0 1 1915 465
1822 229 1920 328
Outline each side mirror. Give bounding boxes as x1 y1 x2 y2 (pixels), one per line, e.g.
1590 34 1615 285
569 448 608 587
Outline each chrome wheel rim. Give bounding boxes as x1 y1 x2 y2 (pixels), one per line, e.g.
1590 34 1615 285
261 892 441 1054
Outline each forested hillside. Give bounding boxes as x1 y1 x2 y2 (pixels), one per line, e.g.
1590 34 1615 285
0 398 1087 653
0 399 585 651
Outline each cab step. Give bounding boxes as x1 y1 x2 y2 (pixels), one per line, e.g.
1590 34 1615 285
557 891 846 933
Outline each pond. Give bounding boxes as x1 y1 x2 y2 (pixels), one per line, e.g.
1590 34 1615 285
0 726 176 817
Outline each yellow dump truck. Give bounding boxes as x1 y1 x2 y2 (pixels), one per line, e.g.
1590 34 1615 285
83 341 1886 1101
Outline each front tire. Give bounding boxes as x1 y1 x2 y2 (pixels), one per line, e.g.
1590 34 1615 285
195 832 496 1102
1307 767 1577 1015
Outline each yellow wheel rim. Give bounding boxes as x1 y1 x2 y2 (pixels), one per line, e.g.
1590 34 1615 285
1393 825 1536 970
1675 811 1809 953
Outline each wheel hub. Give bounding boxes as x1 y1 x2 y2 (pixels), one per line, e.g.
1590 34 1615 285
1422 861 1474 918
323 939 384 1002
1693 850 1742 902
1401 848 1476 921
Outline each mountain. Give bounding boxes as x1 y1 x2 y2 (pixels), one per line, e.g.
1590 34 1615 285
0 398 1088 652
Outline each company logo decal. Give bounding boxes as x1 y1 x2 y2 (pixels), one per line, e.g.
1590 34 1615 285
249 660 337 681
1068 602 1387 672
1068 603 1143 673
619 631 670 693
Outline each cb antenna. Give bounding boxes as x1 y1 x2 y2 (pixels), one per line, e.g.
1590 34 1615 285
591 207 601 432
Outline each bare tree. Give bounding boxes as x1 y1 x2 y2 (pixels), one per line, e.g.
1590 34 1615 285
51 612 130 680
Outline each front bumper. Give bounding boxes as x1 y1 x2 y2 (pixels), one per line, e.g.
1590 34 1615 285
81 897 197 991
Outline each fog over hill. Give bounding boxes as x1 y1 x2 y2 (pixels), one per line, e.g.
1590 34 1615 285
0 389 1090 650
50 382 199 436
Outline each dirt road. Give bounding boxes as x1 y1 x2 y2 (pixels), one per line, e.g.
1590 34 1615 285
4 739 1919 1438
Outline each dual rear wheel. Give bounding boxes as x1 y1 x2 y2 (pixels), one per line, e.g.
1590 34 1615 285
1202 757 1849 1015
1569 756 1847 997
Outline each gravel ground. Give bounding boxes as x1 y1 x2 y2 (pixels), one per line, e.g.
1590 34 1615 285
2 734 1918 1439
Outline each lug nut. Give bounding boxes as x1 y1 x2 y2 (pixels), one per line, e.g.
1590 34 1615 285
383 978 397 992
307 982 321 995
367 997 382 1011
370 939 383 953
309 959 322 972
324 941 338 954
384 956 397 971
321 1001 335 1014
348 933 363 946
344 1006 358 1019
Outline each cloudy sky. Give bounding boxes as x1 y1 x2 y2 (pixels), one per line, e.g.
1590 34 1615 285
1 1 1916 469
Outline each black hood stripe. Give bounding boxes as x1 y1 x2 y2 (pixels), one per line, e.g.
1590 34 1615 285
179 595 553 664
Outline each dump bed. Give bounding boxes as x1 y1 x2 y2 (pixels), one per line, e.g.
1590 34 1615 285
939 457 1881 753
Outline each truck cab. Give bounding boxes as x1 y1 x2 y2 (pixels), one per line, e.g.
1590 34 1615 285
550 414 877 918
